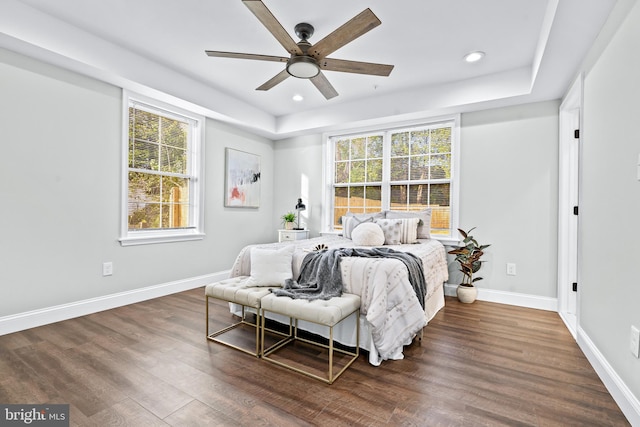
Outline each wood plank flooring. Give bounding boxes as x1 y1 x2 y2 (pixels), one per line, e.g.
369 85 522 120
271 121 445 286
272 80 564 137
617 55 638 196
0 289 630 426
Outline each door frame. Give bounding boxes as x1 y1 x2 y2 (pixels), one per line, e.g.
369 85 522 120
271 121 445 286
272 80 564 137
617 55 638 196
557 74 583 338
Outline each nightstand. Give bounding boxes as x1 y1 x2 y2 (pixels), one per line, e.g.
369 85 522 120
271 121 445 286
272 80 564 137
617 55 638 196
278 229 309 242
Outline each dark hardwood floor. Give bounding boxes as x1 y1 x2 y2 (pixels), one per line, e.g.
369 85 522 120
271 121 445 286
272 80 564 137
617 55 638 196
0 289 629 426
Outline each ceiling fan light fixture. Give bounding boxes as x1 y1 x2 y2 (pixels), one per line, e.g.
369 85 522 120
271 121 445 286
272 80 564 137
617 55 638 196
464 51 485 63
286 56 320 79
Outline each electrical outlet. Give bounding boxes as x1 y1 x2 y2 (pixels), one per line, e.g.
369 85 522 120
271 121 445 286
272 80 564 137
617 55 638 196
631 325 640 358
102 262 113 277
506 263 516 276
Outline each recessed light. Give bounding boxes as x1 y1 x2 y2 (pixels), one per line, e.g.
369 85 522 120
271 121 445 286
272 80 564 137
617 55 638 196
464 51 485 63
292 94 304 102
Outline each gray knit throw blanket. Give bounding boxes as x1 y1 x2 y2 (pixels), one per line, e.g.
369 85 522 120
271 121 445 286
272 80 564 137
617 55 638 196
272 247 426 308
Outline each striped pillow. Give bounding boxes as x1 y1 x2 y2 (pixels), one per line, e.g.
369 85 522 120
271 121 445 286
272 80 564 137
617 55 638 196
398 217 420 244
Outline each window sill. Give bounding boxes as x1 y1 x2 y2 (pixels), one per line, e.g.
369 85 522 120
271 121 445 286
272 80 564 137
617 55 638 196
431 236 459 247
119 231 205 246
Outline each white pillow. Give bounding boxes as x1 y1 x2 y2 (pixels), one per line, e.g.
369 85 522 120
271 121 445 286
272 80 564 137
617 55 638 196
385 209 432 239
351 222 385 246
341 212 385 239
342 216 373 239
247 245 294 286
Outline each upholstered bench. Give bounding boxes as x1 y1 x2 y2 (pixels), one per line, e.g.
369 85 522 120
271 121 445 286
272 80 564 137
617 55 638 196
205 276 275 357
260 293 361 384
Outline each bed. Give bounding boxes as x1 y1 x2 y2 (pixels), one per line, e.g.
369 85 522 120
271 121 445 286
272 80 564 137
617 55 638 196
229 229 449 366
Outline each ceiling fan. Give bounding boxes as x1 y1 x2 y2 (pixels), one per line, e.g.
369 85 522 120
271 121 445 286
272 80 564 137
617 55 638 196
205 0 394 100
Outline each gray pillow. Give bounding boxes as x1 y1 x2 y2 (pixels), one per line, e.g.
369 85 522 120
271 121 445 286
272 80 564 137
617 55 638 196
375 219 402 245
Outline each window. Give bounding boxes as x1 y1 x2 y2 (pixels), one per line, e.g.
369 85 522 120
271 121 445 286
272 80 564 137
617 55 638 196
326 117 459 239
120 93 204 246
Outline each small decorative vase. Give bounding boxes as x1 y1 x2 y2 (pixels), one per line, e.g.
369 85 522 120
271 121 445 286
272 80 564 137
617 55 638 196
285 222 294 230
456 285 478 303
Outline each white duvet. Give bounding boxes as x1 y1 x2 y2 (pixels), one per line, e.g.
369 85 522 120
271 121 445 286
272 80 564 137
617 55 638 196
229 235 448 365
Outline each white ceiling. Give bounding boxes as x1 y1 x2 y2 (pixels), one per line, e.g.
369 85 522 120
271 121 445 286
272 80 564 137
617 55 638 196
0 0 618 138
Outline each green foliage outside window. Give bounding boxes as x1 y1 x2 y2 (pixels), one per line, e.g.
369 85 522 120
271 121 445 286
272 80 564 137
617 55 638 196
127 107 191 230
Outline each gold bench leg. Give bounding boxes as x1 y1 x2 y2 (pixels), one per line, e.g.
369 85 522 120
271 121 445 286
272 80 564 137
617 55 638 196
261 311 294 356
261 308 360 384
205 296 262 357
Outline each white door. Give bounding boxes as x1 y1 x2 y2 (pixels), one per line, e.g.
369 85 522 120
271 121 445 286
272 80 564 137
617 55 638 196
558 77 582 338
566 110 579 317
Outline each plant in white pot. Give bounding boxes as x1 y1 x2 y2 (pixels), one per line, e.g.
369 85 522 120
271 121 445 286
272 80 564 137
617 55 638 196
281 212 296 230
448 227 490 303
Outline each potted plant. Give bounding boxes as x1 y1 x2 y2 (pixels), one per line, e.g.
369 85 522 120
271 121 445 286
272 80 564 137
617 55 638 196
281 212 296 230
448 227 490 303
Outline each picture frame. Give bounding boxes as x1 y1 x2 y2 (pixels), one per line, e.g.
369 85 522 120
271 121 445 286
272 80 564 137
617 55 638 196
224 148 261 208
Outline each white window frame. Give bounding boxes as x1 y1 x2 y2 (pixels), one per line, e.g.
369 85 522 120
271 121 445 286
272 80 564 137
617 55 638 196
322 115 460 243
119 91 205 246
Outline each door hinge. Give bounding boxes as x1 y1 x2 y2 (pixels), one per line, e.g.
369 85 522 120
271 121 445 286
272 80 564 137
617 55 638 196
572 282 578 292
573 206 579 215
574 129 580 139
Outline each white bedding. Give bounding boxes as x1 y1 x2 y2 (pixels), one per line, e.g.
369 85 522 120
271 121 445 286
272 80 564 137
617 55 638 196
229 235 449 365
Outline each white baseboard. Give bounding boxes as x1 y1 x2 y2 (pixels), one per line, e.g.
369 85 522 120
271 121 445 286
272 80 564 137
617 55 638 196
444 283 558 311
578 326 640 426
0 271 230 336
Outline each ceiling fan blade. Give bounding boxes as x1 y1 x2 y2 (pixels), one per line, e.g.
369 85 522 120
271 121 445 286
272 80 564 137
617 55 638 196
256 69 290 91
320 58 394 76
310 72 338 100
310 8 381 59
205 51 288 63
242 0 302 56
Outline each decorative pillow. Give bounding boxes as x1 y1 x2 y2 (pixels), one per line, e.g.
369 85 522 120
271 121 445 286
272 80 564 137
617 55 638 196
342 216 372 239
247 245 294 286
351 222 385 246
341 212 385 239
385 208 432 239
398 217 420 244
376 218 419 244
375 219 402 245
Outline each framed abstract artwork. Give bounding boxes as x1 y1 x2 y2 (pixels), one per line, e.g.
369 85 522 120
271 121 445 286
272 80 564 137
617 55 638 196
224 148 261 208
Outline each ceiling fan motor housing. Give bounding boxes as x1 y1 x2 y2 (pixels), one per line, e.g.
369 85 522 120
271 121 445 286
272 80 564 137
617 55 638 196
294 23 314 41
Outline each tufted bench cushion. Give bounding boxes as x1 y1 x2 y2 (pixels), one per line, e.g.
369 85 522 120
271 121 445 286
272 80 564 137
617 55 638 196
205 276 280 357
260 293 361 384
205 276 273 309
259 293 361 327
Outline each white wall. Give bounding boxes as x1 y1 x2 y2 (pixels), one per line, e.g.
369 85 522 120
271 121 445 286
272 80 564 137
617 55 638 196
460 101 559 298
273 134 324 238
581 0 640 407
0 48 275 318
